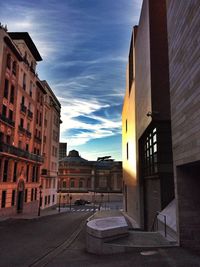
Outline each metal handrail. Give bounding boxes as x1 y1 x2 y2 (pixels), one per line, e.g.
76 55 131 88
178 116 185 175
151 211 167 237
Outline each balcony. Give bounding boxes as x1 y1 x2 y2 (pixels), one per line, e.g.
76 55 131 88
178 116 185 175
27 109 33 119
0 114 15 127
26 130 32 138
0 142 44 163
18 125 26 134
34 136 42 144
20 104 27 114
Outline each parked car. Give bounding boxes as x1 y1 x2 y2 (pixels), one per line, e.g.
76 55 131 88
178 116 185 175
74 199 90 205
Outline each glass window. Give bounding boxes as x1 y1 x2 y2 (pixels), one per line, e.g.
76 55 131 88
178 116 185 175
4 79 9 98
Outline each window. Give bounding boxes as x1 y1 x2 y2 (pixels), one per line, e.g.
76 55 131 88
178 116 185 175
7 54 11 69
6 135 10 145
26 144 29 151
48 195 50 204
63 181 66 188
24 189 28 202
1 191 6 208
79 180 83 188
30 82 33 97
70 179 75 188
23 73 26 90
9 109 13 121
21 96 25 105
52 195 55 203
20 118 24 128
4 79 9 99
11 190 15 206
126 142 129 160
12 61 17 75
10 85 15 104
2 105 7 117
32 166 36 182
13 162 17 182
3 160 9 182
35 188 37 200
31 188 34 201
26 165 29 182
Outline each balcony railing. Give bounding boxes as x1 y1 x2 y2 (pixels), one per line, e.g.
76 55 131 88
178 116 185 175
34 136 42 144
18 125 26 133
20 104 27 114
27 109 33 119
0 114 15 127
26 130 32 138
0 142 44 162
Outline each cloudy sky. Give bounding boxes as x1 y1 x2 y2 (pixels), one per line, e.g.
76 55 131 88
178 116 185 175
0 0 142 160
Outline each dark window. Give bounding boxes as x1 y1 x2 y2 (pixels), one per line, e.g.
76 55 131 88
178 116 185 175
126 142 129 160
10 85 15 104
12 61 17 75
7 54 11 69
20 118 24 128
48 195 50 204
6 135 10 145
23 73 26 90
26 165 29 182
70 179 75 188
11 190 15 206
8 109 13 121
3 160 9 182
1 191 6 208
35 188 37 200
24 189 28 202
32 166 35 182
63 181 66 188
31 188 34 201
79 180 83 188
13 162 17 182
21 96 25 105
2 105 7 117
26 144 29 152
4 79 9 98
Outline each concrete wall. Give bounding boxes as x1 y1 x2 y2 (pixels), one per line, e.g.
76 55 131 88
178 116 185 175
167 1 200 251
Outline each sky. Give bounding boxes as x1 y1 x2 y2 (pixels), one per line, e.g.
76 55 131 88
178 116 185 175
0 0 142 161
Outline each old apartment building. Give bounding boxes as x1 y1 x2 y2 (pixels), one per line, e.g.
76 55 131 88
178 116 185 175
0 26 60 216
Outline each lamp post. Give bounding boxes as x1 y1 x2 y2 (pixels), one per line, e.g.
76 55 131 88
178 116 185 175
38 185 42 216
58 190 61 212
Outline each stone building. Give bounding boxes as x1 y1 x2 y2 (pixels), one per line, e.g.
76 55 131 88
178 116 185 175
58 150 122 204
122 0 174 230
59 142 67 160
0 27 60 216
166 0 200 251
0 28 44 216
40 81 61 210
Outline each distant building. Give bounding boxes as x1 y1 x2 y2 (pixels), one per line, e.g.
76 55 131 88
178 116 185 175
58 150 122 204
59 142 67 160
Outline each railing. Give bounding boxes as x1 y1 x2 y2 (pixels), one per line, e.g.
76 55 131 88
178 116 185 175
0 114 15 127
0 142 44 162
20 104 27 113
151 211 167 237
27 109 33 119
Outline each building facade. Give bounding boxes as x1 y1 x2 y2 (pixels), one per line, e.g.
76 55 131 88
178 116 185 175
40 81 61 210
58 150 122 204
0 26 60 216
166 0 200 251
0 27 44 216
122 0 174 230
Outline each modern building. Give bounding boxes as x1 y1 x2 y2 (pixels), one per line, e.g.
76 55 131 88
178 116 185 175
166 1 200 251
0 27 45 216
59 142 67 160
122 0 174 230
40 80 61 210
58 150 122 204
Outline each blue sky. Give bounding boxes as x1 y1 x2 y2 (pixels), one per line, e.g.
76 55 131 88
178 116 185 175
0 0 142 160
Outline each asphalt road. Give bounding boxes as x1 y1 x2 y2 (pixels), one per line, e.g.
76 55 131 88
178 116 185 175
1 211 200 267
0 211 92 267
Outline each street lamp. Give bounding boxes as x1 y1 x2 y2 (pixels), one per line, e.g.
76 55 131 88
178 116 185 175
58 190 61 212
38 185 42 216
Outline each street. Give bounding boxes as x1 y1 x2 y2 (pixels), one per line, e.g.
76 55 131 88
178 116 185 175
1 211 200 267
